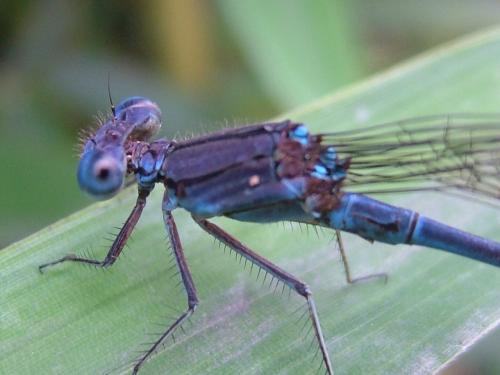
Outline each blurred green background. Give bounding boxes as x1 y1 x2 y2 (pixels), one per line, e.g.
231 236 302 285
1 1 499 373
3 0 500 248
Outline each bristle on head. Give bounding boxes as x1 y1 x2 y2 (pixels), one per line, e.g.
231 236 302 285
74 110 115 157
94 111 112 126
75 126 99 156
76 97 162 199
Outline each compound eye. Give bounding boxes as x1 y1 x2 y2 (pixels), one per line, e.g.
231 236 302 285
94 157 114 181
77 151 125 199
114 96 162 140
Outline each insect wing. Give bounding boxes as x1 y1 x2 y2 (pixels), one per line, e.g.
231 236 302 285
321 114 500 204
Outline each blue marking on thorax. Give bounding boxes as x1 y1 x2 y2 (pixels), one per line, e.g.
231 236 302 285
289 125 309 145
311 145 349 182
311 164 329 179
320 146 337 167
140 152 155 174
155 154 165 174
137 151 166 187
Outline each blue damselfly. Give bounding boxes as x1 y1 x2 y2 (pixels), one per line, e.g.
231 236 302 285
39 97 500 374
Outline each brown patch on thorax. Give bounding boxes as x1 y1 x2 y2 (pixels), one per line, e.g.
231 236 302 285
306 178 342 213
275 129 322 178
275 125 345 216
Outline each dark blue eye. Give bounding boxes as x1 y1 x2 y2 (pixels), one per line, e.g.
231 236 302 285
77 150 125 199
76 96 161 200
114 96 162 140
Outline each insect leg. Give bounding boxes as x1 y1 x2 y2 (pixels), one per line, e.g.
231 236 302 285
335 230 388 285
38 189 150 273
132 210 198 375
192 215 333 375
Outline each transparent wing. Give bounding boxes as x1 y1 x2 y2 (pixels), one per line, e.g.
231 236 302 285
321 114 500 205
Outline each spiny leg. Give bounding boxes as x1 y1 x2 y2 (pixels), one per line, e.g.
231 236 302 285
335 230 388 285
38 189 150 273
192 215 333 375
132 210 198 375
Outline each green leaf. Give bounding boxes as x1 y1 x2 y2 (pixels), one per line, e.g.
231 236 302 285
2 27 500 375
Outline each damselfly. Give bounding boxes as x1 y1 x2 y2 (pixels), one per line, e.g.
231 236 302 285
39 97 500 374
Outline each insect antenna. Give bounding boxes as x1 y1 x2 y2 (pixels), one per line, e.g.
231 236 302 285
107 72 115 117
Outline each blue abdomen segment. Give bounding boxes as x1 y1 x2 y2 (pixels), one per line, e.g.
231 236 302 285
328 193 500 267
410 217 500 266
